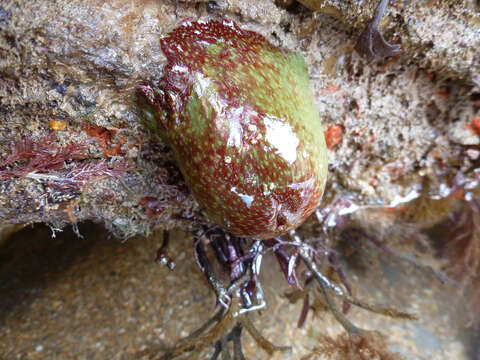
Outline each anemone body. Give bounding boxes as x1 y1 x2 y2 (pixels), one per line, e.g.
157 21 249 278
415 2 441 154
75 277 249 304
137 19 328 238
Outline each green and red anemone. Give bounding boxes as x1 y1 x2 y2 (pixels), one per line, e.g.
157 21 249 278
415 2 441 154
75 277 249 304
137 19 327 239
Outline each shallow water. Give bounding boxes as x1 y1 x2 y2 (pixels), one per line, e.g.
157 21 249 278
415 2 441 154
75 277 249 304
0 221 476 359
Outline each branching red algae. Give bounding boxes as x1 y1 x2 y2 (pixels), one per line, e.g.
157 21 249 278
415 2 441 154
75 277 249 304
0 133 87 179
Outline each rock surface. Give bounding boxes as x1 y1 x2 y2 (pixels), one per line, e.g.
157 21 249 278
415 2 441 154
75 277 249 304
0 0 478 236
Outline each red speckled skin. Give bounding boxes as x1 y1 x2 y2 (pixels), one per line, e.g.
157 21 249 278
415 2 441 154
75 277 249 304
137 19 327 239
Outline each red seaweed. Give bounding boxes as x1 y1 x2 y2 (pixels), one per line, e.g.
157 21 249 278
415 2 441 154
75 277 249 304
0 134 87 179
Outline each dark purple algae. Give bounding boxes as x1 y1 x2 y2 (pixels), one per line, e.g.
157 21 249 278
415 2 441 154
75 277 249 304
137 19 328 239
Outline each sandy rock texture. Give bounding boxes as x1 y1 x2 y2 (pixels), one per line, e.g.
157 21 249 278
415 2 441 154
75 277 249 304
0 0 478 236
